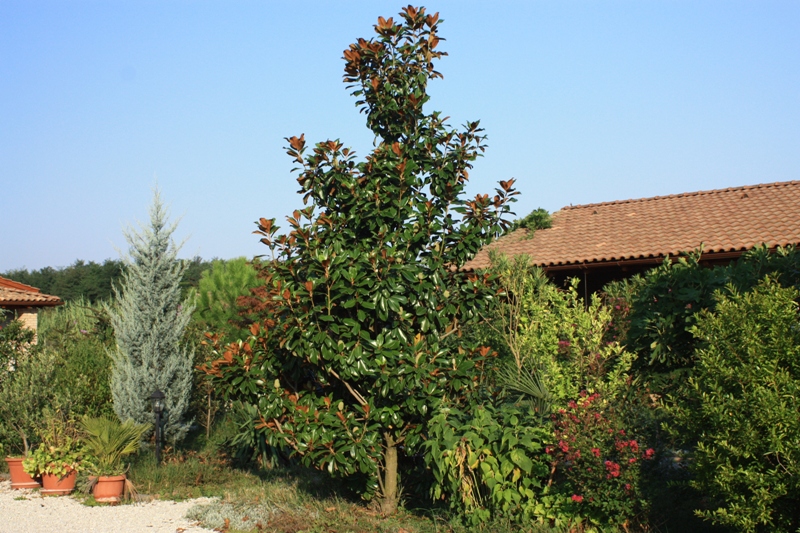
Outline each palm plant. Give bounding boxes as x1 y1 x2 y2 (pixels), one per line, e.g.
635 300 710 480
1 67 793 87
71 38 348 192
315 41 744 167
497 361 554 421
79 416 149 476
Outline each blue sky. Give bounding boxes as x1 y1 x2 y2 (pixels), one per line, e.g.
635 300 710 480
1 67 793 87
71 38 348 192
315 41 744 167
2 1 799 272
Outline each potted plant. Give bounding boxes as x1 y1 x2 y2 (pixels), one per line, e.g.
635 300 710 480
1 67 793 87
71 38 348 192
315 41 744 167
21 409 85 495
79 416 149 503
22 438 85 495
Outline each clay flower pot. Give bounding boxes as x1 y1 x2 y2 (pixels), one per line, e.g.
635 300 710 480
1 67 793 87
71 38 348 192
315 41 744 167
4 457 41 490
40 469 77 496
92 475 126 503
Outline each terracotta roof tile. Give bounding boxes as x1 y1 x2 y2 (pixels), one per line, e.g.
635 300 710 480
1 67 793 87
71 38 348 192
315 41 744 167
0 276 63 307
465 180 800 270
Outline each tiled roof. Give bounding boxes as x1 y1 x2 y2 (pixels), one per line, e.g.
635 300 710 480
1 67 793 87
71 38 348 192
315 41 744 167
0 276 63 307
465 180 800 271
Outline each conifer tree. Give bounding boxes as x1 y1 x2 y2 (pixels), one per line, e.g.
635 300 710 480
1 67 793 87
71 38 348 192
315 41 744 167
107 190 194 443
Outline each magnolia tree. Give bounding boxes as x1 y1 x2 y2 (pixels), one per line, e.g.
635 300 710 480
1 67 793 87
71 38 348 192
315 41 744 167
202 7 516 514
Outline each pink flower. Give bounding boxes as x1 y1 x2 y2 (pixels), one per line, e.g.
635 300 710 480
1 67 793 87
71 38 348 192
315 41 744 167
625 483 631 491
644 448 655 459
571 494 583 503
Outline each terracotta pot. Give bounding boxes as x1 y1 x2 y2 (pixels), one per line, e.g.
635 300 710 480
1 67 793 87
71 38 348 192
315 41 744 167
93 475 126 503
4 457 41 490
40 470 77 496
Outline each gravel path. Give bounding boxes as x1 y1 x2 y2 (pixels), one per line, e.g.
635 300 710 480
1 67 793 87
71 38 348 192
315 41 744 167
0 481 217 533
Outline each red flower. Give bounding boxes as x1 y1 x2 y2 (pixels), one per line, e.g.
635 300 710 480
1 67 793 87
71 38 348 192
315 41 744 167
604 460 621 478
571 494 583 503
559 440 569 453
644 448 655 459
591 447 601 457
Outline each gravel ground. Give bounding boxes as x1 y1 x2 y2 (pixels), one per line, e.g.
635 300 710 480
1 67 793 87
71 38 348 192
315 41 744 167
0 481 218 533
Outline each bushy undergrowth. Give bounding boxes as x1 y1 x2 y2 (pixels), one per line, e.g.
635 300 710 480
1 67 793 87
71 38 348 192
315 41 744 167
671 278 800 532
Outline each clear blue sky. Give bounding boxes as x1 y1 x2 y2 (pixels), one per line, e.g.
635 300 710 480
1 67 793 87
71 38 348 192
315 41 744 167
2 1 799 272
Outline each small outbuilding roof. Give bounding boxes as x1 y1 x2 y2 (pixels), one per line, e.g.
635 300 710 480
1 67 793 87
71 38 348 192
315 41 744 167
0 276 63 307
464 180 800 271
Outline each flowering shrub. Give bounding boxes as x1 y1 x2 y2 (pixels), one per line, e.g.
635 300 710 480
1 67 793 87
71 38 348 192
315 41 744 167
549 391 654 529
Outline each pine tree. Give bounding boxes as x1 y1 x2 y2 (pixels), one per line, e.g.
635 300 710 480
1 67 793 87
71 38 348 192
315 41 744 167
107 190 194 443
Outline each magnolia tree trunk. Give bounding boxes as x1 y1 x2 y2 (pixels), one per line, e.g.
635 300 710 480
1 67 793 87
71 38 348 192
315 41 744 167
380 433 399 515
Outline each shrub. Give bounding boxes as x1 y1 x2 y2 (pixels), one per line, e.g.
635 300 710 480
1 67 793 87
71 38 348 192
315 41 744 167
487 254 636 405
671 278 800 532
38 299 115 418
0 321 60 455
426 403 557 527
549 391 654 530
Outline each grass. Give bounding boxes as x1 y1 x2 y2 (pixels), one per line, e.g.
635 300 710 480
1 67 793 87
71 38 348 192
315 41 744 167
125 448 562 533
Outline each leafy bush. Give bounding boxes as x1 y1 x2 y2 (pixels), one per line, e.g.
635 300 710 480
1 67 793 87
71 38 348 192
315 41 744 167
606 246 800 388
426 403 558 527
0 321 60 455
620 251 728 374
507 207 552 234
671 278 800 532
38 299 115 418
488 254 635 405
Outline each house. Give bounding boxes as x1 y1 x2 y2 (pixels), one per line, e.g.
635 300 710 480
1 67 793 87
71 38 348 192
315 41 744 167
464 180 800 296
0 276 63 339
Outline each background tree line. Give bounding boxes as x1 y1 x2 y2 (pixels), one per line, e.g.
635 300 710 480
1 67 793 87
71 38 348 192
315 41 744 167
2 257 214 303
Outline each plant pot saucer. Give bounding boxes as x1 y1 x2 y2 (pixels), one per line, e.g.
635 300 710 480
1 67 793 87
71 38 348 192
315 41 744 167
40 488 74 496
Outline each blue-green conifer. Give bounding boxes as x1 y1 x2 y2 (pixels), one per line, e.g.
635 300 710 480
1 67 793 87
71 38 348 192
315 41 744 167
107 190 194 443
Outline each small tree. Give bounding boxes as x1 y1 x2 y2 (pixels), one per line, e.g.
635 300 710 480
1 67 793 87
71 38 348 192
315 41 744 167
202 6 516 514
107 190 194 444
0 319 59 455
